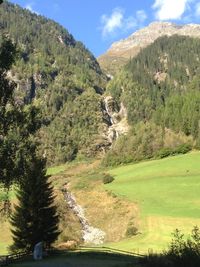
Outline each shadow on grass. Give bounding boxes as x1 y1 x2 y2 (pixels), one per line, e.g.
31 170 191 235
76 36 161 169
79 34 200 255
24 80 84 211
9 250 144 267
142 252 200 267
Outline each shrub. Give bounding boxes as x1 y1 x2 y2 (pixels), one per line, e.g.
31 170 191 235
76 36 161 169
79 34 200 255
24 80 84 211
126 222 138 237
156 143 192 159
145 226 200 267
156 147 174 159
175 143 192 154
102 174 114 184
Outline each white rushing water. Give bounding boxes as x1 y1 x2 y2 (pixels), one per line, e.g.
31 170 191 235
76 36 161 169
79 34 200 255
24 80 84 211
104 96 129 144
63 190 106 245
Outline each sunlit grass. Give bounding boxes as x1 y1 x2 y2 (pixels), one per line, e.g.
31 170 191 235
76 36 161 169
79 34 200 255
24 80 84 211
106 151 200 252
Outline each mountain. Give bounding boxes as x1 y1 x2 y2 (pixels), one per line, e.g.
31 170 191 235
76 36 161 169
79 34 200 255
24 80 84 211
2 2 200 167
103 34 200 165
0 1 115 165
98 22 200 75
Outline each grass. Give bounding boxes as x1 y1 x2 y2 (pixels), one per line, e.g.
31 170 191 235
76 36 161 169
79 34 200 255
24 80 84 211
0 221 12 255
0 160 93 255
0 164 69 256
10 251 141 267
47 164 68 176
2 152 200 256
0 187 17 255
105 151 200 253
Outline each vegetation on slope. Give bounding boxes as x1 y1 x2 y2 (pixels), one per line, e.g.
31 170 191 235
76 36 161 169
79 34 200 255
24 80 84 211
0 1 108 165
103 122 193 166
105 35 200 165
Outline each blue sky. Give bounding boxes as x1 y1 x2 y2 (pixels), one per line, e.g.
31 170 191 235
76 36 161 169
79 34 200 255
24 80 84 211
8 0 200 57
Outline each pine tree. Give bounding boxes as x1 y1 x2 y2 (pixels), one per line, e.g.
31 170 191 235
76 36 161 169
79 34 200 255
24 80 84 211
10 147 59 252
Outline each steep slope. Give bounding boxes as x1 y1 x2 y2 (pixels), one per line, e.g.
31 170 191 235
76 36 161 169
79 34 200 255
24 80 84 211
108 35 200 130
0 2 112 164
98 22 200 75
103 35 200 166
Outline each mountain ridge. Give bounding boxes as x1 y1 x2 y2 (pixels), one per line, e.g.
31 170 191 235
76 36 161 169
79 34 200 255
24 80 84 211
98 21 200 75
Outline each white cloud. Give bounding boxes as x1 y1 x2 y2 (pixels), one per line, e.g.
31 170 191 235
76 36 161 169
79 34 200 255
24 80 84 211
25 4 33 12
101 8 124 37
25 2 38 14
152 0 193 20
195 2 200 16
100 8 147 38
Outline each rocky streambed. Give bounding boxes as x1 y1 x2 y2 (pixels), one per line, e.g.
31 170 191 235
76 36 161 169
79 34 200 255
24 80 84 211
62 188 106 245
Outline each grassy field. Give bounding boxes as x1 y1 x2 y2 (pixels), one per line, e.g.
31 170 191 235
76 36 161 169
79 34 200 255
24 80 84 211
0 187 17 255
2 152 200 256
106 151 200 253
47 164 68 176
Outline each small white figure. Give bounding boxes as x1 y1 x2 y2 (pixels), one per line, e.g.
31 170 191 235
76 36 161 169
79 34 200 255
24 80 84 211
33 242 43 260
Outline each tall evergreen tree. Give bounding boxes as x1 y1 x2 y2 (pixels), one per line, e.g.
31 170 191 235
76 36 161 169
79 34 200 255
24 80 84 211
10 147 59 252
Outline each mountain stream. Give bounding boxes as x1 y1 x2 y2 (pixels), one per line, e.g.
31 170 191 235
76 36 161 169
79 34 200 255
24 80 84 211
62 188 106 245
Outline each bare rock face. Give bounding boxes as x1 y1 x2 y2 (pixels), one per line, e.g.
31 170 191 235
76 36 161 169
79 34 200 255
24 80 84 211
102 96 129 144
98 22 200 75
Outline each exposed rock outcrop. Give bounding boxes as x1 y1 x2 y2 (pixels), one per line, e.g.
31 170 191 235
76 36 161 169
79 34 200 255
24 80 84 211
102 96 129 144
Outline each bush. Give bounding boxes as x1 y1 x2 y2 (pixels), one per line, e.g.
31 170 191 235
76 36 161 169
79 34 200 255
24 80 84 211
126 222 138 237
102 174 114 184
156 143 192 159
175 143 192 154
156 147 174 159
145 226 200 267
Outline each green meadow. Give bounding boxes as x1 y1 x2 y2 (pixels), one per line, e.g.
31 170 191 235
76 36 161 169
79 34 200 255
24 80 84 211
106 151 200 253
1 152 200 255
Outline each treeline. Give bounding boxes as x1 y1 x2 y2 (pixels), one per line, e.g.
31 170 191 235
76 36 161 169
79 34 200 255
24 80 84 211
103 122 193 166
104 35 200 166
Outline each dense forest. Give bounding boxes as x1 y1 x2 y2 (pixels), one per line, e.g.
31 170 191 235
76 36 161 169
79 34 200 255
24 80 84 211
104 35 200 165
0 1 108 165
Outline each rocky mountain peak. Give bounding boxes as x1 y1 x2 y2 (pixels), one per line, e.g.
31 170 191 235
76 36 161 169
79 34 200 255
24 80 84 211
98 21 200 75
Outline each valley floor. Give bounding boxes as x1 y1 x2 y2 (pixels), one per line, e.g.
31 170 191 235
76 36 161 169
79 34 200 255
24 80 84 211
106 151 200 253
1 151 200 255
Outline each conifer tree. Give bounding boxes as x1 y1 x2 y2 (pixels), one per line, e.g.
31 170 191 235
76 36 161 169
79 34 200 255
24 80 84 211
10 146 59 252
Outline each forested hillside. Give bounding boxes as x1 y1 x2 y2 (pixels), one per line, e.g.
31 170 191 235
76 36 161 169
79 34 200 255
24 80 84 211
0 1 108 164
104 35 200 165
2 2 200 167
